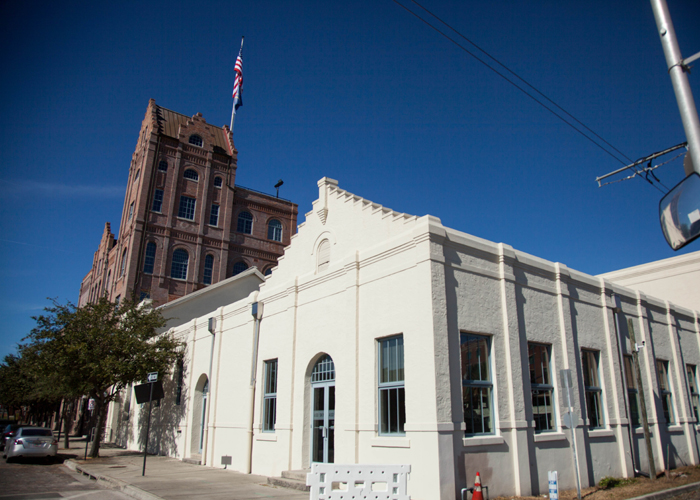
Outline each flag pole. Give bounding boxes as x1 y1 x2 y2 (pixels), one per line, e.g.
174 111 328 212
230 36 245 133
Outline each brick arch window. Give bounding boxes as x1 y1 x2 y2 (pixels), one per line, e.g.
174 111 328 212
214 176 223 188
264 267 273 276
189 135 203 147
143 242 156 274
203 254 214 285
183 169 199 181
171 249 189 280
158 160 168 172
267 219 283 242
232 261 248 276
120 248 128 277
237 211 253 234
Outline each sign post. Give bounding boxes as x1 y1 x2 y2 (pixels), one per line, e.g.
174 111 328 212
560 369 582 500
142 372 158 476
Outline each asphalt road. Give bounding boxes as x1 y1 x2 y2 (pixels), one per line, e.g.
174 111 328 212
0 453 133 500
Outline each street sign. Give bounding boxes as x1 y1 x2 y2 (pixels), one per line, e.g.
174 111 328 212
147 372 158 383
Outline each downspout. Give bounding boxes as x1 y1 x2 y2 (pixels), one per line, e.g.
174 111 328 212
201 316 216 465
246 298 264 474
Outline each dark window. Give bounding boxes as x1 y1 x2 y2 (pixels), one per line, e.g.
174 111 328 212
183 169 199 181
171 249 189 280
214 176 223 188
139 291 150 301
268 219 282 241
657 360 675 424
120 249 128 277
158 160 168 172
178 196 196 220
264 267 273 276
189 135 203 147
623 355 640 427
529 343 554 432
203 254 214 285
263 359 278 432
237 211 253 234
175 359 184 406
461 333 492 435
688 365 700 423
209 205 219 226
378 335 405 436
582 350 604 429
128 202 134 221
134 169 140 182
143 242 156 274
152 189 164 212
232 261 248 276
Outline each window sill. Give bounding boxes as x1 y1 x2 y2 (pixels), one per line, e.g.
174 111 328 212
667 425 684 433
256 433 277 442
177 217 195 222
533 432 567 443
463 435 504 447
587 429 614 438
634 427 651 436
370 438 410 448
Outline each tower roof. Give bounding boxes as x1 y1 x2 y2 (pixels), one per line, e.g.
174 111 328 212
153 104 231 153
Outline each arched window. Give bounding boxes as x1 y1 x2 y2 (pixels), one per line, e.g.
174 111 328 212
214 176 223 188
237 211 253 234
317 239 330 272
264 267 273 276
311 354 335 382
143 242 156 274
120 248 128 277
203 254 214 285
183 169 199 181
232 261 248 276
171 249 189 280
158 160 168 172
189 135 203 147
267 219 282 242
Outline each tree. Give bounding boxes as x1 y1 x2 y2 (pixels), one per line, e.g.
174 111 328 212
22 296 181 458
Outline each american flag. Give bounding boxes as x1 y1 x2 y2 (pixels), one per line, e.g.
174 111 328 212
233 48 243 110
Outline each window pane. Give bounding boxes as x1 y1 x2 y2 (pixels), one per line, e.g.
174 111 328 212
171 249 189 280
178 196 196 220
143 242 156 274
532 389 553 432
209 205 219 226
268 219 283 241
378 336 405 435
189 135 202 147
158 160 168 172
203 255 214 285
237 211 253 234
152 189 164 212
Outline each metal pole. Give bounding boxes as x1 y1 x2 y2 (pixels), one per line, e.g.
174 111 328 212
650 0 700 175
565 386 582 500
142 381 154 476
230 37 245 132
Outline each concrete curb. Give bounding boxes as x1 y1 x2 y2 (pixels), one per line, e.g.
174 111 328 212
629 481 700 500
64 459 163 500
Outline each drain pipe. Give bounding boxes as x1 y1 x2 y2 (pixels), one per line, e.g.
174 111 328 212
246 298 264 474
201 316 217 466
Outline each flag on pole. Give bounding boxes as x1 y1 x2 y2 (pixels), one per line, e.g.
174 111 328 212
233 47 243 110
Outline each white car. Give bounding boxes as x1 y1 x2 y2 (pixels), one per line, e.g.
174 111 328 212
3 427 58 462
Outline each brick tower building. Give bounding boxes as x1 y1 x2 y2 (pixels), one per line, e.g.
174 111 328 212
78 99 298 307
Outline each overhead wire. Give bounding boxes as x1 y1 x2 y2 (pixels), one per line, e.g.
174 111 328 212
391 0 669 193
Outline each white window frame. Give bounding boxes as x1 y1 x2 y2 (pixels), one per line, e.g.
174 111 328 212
209 204 219 227
582 349 604 429
528 342 554 433
687 365 700 423
263 359 278 432
178 196 196 221
152 189 164 213
378 335 405 436
461 333 493 436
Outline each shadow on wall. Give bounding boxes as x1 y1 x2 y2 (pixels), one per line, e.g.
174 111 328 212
134 359 189 457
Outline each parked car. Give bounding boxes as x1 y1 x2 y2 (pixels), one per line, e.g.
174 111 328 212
3 427 57 462
0 424 22 451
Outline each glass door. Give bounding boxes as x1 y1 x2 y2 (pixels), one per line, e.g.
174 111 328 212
312 382 335 463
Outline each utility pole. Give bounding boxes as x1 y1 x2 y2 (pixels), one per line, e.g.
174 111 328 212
628 319 657 479
650 0 700 175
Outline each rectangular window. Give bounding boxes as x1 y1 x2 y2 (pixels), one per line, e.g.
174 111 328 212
152 189 164 213
175 359 184 406
687 365 700 423
528 343 554 432
209 204 219 226
623 355 640 427
128 201 134 221
178 196 196 220
461 333 492 435
263 359 277 432
657 360 675 424
582 350 604 429
378 335 405 435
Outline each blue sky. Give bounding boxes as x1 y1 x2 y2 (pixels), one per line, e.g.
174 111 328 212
1 0 699 359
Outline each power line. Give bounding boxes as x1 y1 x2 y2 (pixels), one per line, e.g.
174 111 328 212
391 0 665 187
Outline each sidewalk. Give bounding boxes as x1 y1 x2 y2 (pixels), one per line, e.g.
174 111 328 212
59 440 308 500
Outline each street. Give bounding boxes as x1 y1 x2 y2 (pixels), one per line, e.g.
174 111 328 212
0 452 133 500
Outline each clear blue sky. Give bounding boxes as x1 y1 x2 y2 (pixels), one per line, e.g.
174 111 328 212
1 1 699 359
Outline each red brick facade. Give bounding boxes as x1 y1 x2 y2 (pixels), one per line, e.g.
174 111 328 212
79 100 298 307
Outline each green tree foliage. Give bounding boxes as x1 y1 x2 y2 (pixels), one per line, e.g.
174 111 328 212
21 296 181 457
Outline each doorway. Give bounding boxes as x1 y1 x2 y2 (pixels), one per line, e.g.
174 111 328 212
310 355 335 464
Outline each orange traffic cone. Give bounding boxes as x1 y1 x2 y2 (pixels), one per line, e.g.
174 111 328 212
472 472 484 500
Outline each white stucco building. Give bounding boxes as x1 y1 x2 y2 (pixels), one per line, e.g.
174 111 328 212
107 178 700 499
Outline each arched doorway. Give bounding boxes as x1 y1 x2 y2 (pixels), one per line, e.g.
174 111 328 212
310 355 335 463
190 374 208 456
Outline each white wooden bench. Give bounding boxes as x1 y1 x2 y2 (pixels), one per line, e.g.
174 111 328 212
306 464 411 500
